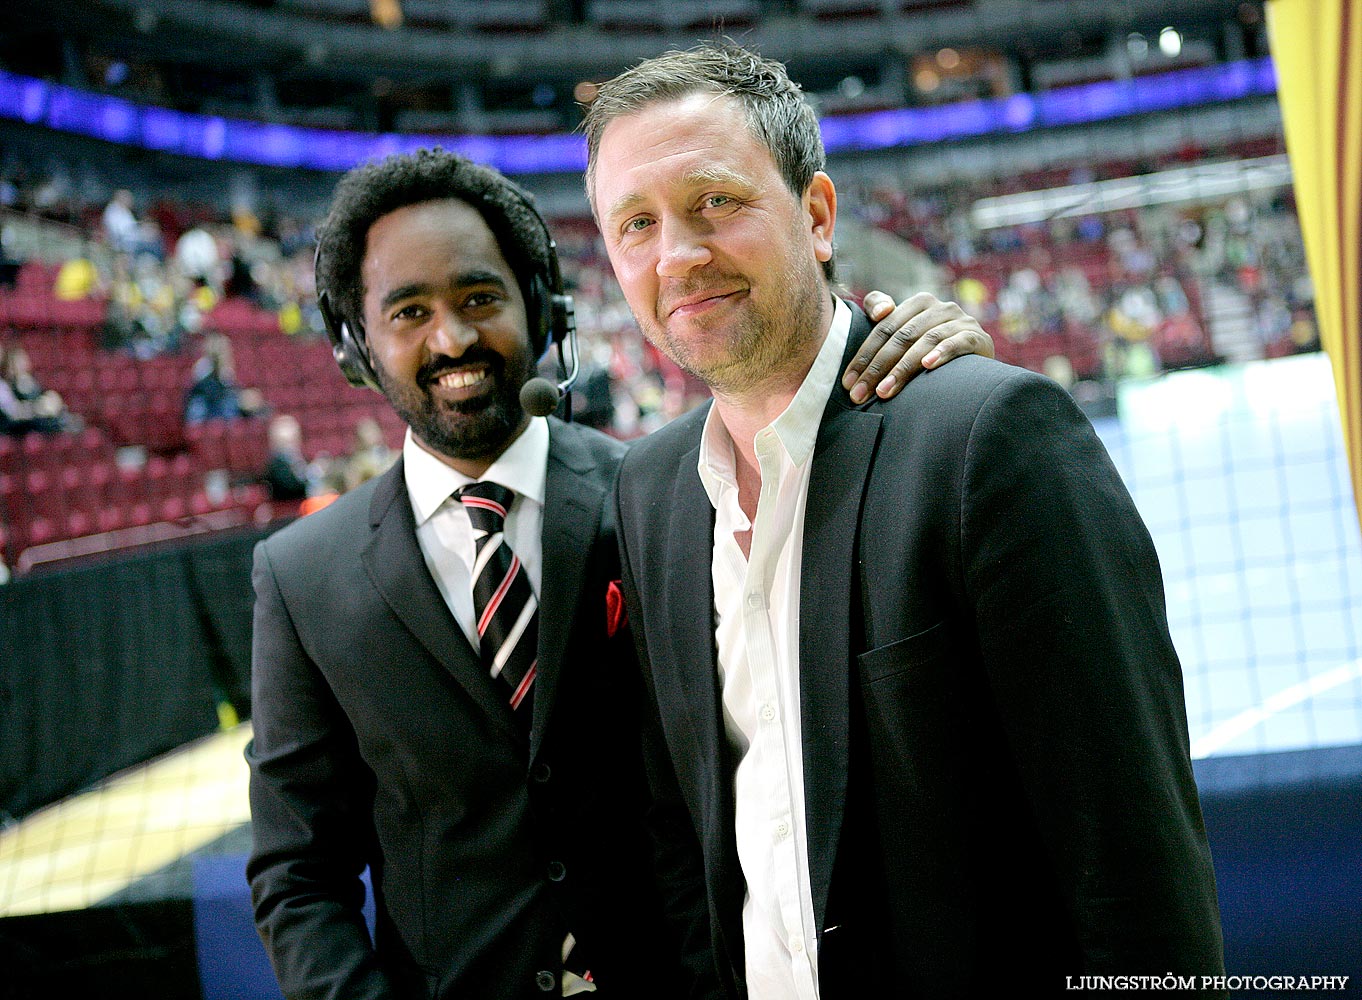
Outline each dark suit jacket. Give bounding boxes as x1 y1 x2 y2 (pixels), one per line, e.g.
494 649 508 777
615 306 1226 998
246 417 684 999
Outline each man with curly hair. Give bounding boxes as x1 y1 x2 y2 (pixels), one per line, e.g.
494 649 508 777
244 147 992 999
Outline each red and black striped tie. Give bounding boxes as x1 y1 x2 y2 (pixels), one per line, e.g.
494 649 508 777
457 481 537 732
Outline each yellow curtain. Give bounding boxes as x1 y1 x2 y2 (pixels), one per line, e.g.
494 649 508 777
1267 0 1362 529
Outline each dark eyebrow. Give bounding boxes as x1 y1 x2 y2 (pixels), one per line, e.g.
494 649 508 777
379 283 431 312
378 270 512 312
454 269 513 292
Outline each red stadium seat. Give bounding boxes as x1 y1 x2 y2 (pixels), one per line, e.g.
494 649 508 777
145 391 186 452
51 298 105 331
20 432 56 473
95 505 126 535
24 516 59 550
109 464 144 506
77 426 112 463
186 419 231 466
23 468 63 521
126 501 155 528
65 509 95 540
144 455 171 498
226 419 268 474
159 495 188 522
0 471 20 525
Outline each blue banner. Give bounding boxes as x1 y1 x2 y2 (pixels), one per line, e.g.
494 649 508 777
0 57 1278 175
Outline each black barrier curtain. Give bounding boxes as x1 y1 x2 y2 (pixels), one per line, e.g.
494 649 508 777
0 528 267 821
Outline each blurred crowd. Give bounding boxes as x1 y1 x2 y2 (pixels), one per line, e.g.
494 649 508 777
842 142 1318 388
0 141 1322 503
0 168 724 454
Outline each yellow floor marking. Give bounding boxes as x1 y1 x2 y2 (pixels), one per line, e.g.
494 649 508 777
0 723 253 917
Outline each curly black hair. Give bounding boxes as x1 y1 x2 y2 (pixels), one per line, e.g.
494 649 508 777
315 147 555 352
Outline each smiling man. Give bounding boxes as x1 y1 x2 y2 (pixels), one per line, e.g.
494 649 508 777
243 148 993 1000
360 197 540 464
586 43 1225 998
246 154 673 1000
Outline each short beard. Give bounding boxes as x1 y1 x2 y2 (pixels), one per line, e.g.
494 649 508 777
643 256 827 399
373 349 532 463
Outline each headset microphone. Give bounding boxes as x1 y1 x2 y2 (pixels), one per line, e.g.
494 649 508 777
520 378 564 417
519 298 581 418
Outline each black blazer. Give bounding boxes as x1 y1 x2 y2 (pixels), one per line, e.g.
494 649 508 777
615 306 1226 998
246 417 684 999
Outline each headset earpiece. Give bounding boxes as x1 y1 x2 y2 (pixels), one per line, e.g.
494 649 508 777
318 286 381 391
525 272 553 357
549 291 575 350
530 230 572 354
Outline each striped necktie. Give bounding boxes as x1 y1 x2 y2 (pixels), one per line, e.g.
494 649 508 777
460 482 592 990
457 481 537 731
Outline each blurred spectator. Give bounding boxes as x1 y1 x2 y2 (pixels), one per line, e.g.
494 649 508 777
184 333 264 424
102 190 138 250
262 413 313 501
0 221 20 289
175 223 221 289
0 345 80 435
223 242 260 302
571 364 617 431
103 253 193 357
339 416 396 492
276 215 313 258
102 189 161 258
54 244 103 301
103 253 142 350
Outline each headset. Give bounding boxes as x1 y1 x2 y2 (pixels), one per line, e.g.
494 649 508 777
315 179 580 420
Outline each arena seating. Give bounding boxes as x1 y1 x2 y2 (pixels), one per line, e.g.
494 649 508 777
0 126 1317 575
0 262 402 572
847 134 1304 379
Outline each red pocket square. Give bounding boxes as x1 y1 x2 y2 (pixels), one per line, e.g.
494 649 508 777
605 580 627 638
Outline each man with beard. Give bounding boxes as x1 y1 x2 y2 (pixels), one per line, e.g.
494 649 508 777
244 148 994 999
587 44 1224 998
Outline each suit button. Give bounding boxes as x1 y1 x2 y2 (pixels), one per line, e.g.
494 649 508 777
535 970 557 992
531 762 552 783
547 860 567 882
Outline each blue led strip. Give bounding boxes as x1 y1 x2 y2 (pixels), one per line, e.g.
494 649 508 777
0 57 1278 175
819 58 1279 151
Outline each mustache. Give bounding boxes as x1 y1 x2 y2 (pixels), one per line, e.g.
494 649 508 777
417 349 505 388
657 274 747 317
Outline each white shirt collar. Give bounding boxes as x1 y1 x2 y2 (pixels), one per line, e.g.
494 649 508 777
697 296 851 508
403 416 550 526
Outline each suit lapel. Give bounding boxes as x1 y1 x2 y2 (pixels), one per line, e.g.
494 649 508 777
361 459 517 740
662 435 725 787
658 419 748 961
534 420 604 759
801 308 882 931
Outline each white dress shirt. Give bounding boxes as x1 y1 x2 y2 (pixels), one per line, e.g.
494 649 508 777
697 298 851 1000
404 418 548 652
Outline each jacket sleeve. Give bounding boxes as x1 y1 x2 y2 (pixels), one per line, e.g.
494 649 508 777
614 481 729 1000
244 539 395 1000
959 370 1225 977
